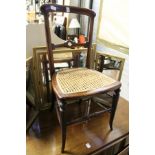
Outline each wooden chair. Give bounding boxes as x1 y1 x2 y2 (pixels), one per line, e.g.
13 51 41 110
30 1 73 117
92 51 125 116
41 4 121 153
94 51 125 81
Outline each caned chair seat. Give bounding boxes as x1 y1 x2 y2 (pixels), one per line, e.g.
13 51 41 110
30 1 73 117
52 68 121 99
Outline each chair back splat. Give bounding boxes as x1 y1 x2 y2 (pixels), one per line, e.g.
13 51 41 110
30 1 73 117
40 4 96 77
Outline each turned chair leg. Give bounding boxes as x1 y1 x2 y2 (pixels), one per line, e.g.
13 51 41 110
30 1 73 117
60 101 66 153
109 88 120 130
61 124 66 153
85 99 91 123
77 99 82 114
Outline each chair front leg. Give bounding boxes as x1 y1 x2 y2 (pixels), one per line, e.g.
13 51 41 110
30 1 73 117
59 99 67 153
109 88 120 130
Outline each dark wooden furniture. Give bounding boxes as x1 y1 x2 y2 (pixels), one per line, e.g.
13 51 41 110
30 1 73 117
41 4 121 153
92 52 125 118
95 51 125 81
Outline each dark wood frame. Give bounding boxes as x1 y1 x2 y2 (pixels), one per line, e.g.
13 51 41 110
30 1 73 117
41 4 121 153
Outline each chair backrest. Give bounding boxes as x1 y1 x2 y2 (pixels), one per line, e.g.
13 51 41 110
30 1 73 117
26 57 36 108
40 4 96 77
95 51 125 81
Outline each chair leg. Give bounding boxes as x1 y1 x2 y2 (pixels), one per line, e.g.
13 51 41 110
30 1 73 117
109 88 120 130
85 99 91 123
60 100 66 153
77 99 82 114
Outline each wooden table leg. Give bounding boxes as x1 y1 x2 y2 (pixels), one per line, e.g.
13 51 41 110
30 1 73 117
109 88 120 130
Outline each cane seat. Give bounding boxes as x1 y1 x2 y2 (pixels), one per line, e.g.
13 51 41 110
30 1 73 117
52 68 121 99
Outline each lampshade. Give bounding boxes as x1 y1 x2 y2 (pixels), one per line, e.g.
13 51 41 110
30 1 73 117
69 18 80 28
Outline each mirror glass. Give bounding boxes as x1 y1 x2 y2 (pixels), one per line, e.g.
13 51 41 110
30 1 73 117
26 0 93 41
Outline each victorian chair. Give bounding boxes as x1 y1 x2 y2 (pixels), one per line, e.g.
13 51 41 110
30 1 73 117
41 4 121 153
92 52 125 115
94 52 125 81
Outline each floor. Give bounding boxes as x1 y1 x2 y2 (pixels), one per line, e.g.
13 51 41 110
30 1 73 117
26 97 129 155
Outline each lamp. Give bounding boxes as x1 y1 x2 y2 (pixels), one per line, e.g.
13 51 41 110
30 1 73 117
69 18 80 35
69 18 80 43
69 18 80 29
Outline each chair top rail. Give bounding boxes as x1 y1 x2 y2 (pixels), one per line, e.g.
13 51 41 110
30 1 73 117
40 3 96 18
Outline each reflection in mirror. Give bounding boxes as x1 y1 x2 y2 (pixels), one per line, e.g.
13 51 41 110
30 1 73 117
67 0 93 40
26 0 93 42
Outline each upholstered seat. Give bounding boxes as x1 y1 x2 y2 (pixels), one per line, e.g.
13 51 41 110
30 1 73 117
52 68 121 99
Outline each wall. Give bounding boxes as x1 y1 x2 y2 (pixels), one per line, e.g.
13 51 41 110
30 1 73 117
92 0 129 100
26 23 46 58
26 23 64 58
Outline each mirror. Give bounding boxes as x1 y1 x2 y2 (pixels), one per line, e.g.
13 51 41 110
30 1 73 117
26 0 93 41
